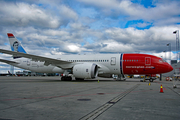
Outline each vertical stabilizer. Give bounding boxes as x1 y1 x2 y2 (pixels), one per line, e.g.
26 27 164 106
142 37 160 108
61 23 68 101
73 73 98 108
7 33 27 59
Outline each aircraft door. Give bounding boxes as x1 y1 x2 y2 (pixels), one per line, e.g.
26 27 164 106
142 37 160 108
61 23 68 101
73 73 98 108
145 57 151 65
111 57 116 65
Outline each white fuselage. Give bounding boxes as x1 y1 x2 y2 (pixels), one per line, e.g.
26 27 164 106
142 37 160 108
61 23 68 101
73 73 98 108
11 54 121 75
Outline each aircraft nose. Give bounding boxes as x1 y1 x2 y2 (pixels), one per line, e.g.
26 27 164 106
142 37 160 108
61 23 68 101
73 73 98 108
169 65 173 72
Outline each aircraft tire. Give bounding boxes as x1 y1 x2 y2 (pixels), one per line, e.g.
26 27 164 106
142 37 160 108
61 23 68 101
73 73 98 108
68 76 72 81
149 78 153 82
61 76 72 81
61 76 65 81
75 78 84 81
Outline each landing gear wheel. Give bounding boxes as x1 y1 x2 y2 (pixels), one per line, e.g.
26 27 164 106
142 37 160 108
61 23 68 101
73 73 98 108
61 76 72 81
75 78 84 81
68 76 72 81
149 78 153 82
61 76 65 81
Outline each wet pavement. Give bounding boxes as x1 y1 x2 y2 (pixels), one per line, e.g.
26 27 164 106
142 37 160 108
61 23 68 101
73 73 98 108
0 77 179 120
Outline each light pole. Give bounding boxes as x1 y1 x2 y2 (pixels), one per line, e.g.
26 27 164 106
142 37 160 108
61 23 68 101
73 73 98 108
167 43 171 64
173 30 179 62
163 50 166 61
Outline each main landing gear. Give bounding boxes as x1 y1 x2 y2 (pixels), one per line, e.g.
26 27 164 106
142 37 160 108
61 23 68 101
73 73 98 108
61 76 72 81
75 78 84 81
61 77 84 81
149 78 153 82
116 74 126 81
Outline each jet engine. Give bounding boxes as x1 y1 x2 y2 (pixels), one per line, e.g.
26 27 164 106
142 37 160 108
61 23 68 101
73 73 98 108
73 63 98 79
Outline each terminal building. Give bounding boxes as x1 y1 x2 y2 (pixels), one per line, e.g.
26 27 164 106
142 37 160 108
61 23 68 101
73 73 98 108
0 70 57 76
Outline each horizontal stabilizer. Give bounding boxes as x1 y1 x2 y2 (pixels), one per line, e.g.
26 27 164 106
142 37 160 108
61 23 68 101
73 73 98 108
0 49 74 68
0 59 18 64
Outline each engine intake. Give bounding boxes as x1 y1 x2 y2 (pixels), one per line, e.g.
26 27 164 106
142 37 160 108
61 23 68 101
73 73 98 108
73 63 98 79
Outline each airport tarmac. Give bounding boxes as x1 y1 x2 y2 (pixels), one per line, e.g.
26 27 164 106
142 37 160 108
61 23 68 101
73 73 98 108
0 76 180 120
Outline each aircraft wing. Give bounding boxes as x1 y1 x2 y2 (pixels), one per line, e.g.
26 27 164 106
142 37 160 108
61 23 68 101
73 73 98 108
0 49 74 69
0 59 18 64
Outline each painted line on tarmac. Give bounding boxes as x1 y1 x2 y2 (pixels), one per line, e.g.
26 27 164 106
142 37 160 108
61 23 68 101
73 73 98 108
1 86 161 101
167 86 180 96
79 84 139 120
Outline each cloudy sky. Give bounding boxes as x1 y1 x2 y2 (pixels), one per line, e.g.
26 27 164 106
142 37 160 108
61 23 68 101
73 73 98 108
0 0 180 73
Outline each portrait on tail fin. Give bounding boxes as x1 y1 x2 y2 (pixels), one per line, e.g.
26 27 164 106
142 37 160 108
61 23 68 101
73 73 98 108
13 41 19 52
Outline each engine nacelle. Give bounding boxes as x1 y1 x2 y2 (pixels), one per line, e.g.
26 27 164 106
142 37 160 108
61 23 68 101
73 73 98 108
73 63 98 79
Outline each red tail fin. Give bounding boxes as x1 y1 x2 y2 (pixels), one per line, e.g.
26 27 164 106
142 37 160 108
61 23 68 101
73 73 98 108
7 33 15 38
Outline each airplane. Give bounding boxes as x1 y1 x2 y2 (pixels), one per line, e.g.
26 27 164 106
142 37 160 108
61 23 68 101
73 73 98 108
0 33 173 81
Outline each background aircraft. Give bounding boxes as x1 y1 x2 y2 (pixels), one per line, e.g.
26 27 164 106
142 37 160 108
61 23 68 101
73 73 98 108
0 33 173 81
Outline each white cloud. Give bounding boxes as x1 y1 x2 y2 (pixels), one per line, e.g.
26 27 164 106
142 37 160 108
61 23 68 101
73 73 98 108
78 0 117 9
78 0 180 26
99 40 134 53
42 29 69 36
136 22 151 28
50 48 63 55
106 25 180 43
59 5 78 21
0 2 60 28
67 45 81 53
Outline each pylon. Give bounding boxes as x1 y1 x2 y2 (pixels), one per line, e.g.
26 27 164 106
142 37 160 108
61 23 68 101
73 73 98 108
160 85 164 93
98 80 99 83
148 83 151 86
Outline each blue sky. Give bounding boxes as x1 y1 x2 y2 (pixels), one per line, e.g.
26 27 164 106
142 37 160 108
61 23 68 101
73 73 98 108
0 0 180 73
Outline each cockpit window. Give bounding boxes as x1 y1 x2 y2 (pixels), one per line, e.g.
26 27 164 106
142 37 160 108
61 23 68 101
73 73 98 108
159 59 166 63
